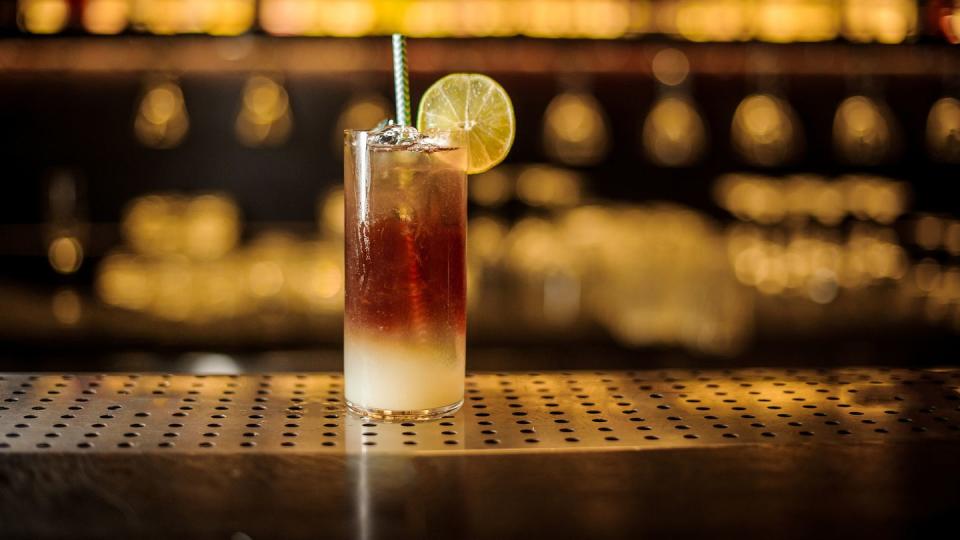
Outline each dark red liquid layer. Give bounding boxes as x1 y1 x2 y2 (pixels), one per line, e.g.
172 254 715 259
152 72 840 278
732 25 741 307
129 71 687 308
345 216 466 336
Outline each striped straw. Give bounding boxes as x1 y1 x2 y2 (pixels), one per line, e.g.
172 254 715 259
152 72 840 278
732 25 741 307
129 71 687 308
391 34 411 126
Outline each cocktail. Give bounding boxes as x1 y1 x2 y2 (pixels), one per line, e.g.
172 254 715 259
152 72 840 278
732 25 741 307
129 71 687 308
344 36 514 421
344 128 467 419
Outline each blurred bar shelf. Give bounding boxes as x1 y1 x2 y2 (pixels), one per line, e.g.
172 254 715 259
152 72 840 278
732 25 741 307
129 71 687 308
1 367 958 539
1 37 958 76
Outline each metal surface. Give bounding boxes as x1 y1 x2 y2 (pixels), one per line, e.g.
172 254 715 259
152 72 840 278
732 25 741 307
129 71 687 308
1 368 959 454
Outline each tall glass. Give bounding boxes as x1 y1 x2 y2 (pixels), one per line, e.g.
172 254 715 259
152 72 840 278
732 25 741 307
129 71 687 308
344 129 467 421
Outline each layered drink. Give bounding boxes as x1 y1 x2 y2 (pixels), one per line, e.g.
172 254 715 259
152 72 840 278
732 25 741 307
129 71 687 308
344 127 467 420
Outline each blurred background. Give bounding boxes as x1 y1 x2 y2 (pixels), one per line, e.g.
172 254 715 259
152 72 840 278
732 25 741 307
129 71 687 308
1 0 959 371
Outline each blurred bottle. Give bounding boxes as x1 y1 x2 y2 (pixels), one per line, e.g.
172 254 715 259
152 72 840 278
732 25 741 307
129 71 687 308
236 74 293 148
641 48 707 167
44 170 87 276
731 92 802 167
731 52 802 167
543 86 610 166
927 96 960 162
44 170 87 328
833 75 900 165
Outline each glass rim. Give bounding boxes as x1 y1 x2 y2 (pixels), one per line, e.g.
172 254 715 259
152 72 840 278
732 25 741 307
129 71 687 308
343 127 464 136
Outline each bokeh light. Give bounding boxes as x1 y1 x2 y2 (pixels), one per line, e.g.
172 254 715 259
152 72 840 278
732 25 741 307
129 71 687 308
134 79 190 149
516 165 582 208
131 0 254 35
236 75 293 148
833 95 897 165
651 48 690 87
51 288 83 326
714 173 908 225
927 97 960 163
842 0 916 44
731 93 802 167
48 236 83 274
83 0 130 34
18 0 68 34
754 0 839 43
643 96 707 167
469 167 513 207
334 94 391 156
318 188 345 236
674 0 751 42
543 92 610 166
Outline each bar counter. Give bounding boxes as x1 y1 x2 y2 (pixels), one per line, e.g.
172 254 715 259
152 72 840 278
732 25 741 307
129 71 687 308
2 368 959 539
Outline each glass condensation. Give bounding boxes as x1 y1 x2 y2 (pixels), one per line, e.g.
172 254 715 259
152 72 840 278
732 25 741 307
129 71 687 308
343 129 467 421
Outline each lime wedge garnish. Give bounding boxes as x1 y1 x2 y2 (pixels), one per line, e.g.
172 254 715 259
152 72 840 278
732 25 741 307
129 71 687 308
417 73 515 174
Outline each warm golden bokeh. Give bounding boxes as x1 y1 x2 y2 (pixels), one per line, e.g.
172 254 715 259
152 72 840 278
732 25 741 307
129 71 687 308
834 96 897 165
927 97 960 163
14 0 926 42
134 79 190 149
82 0 130 34
469 167 513 208
98 193 346 323
18 0 68 34
5 6 952 358
130 0 255 35
236 75 293 148
714 174 908 226
334 94 391 156
643 96 707 167
841 0 916 44
731 94 802 167
48 236 83 275
543 92 610 167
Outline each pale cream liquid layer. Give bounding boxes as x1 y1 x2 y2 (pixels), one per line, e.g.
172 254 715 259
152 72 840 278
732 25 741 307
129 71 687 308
345 331 465 412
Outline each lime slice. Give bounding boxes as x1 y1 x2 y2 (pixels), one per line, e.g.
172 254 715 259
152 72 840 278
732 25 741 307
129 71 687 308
417 73 515 174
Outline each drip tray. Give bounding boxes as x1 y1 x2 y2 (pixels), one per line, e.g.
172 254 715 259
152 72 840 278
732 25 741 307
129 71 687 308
1 368 959 454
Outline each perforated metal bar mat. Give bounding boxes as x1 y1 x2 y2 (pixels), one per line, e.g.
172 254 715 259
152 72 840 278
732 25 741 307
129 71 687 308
1 368 958 453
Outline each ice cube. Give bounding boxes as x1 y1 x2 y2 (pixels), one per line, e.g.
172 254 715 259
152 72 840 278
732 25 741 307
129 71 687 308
369 123 421 147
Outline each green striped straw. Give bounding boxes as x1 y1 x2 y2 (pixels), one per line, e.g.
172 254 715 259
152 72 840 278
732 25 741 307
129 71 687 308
391 34 425 336
392 34 410 127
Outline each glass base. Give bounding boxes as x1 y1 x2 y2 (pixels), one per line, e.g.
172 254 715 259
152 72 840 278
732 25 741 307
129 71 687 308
345 399 463 422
